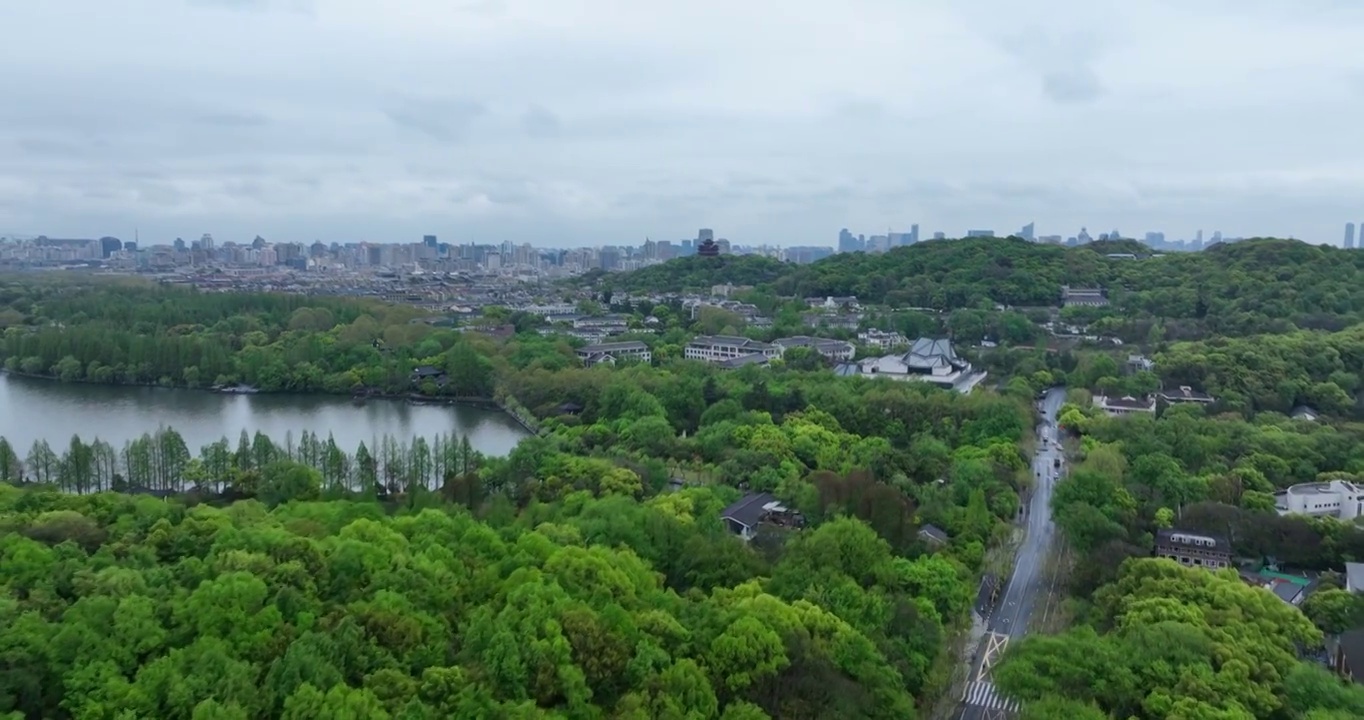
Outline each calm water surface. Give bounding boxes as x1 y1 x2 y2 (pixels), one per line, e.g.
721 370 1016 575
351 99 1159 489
0 374 529 456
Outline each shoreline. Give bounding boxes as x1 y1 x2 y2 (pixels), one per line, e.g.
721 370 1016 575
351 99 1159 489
0 368 540 434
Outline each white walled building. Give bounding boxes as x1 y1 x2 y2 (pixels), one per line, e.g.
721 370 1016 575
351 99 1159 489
1275 480 1364 520
685 335 781 363
858 329 910 351
576 341 652 367
772 336 856 361
1094 395 1157 416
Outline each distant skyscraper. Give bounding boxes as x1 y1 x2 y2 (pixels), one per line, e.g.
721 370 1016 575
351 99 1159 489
965 230 995 238
423 235 437 248
1019 222 1035 241
910 224 920 244
698 228 714 243
932 232 945 240
838 228 862 253
1346 223 1356 249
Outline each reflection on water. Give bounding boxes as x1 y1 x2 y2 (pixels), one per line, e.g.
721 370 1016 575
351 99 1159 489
0 373 529 456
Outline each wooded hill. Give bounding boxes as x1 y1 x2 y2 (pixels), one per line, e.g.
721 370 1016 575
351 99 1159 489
602 238 1364 337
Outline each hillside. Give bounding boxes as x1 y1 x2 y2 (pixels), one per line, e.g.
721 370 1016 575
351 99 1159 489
599 254 794 293
602 237 1364 336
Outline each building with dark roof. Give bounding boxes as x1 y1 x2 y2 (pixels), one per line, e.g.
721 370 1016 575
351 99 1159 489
1291 405 1321 422
1154 529 1232 570
1158 385 1215 405
1331 628 1364 683
684 335 781 364
1094 394 1157 416
575 340 652 367
1061 286 1109 307
772 335 856 361
720 492 804 541
857 337 985 392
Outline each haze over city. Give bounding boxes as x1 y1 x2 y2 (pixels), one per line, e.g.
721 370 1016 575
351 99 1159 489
3 0 1364 246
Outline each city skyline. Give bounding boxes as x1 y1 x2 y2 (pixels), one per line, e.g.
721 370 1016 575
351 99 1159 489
3 1 1364 246
0 221 1329 250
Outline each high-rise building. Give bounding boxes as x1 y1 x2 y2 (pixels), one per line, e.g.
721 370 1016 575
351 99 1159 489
910 224 920 244
423 235 437 248
698 228 714 243
965 229 995 238
838 228 862 253
1019 222 1035 241
1346 223 1356 249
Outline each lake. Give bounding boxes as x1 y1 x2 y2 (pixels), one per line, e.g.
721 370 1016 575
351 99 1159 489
0 373 531 457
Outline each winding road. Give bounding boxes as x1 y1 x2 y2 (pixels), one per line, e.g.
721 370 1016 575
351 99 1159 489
957 387 1067 719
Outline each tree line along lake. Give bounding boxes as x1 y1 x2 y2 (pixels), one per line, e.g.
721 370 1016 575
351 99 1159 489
0 372 531 458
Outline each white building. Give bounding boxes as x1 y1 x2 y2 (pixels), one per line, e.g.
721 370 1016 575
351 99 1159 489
772 336 856 361
857 337 986 392
1093 395 1157 416
576 341 652 367
1274 480 1364 520
685 335 781 364
858 329 910 351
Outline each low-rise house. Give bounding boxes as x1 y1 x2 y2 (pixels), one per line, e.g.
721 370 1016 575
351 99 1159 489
573 314 630 336
1061 286 1109 307
685 335 781 364
1291 405 1322 422
1154 529 1232 570
1126 354 1155 372
772 335 856 361
803 312 863 330
1094 394 1157 416
576 341 652 367
1159 385 1216 405
805 295 859 311
1347 563 1364 593
410 365 447 387
1274 480 1364 520
1241 568 1315 606
1330 629 1364 683
717 353 773 370
858 329 909 351
918 524 950 546
720 493 805 542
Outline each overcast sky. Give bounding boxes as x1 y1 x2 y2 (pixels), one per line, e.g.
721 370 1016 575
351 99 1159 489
2 0 1363 248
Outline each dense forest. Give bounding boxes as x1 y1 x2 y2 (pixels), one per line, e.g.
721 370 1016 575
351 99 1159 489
602 237 1364 339
0 281 496 394
9 268 1364 718
0 276 1044 718
0 484 969 719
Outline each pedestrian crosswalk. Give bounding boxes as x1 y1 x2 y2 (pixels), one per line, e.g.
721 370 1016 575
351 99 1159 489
962 681 1020 713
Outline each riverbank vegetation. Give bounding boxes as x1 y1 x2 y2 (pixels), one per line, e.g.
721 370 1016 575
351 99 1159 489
0 378 1016 718
12 252 1364 718
0 279 1043 718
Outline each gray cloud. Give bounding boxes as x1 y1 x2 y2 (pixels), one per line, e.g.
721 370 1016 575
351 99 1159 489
1042 69 1104 104
0 0 1362 246
521 106 562 138
186 0 314 14
384 98 487 143
193 112 271 128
